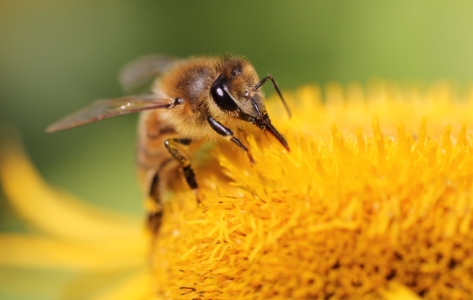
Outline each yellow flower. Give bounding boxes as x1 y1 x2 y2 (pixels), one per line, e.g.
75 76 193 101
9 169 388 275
2 82 473 299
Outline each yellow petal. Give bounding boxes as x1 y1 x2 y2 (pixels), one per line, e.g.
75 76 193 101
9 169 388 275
0 144 142 242
0 234 146 271
87 271 153 300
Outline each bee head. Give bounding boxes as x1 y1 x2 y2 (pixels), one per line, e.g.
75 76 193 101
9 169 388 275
210 57 289 151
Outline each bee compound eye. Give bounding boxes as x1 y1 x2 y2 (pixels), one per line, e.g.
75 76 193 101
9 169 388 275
210 78 239 111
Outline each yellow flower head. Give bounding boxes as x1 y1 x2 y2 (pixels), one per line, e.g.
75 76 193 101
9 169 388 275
2 82 473 299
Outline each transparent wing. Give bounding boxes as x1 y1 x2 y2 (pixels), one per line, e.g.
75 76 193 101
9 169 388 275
119 55 180 93
47 95 173 132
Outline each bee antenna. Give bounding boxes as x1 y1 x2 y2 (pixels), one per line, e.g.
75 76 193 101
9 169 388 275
253 74 291 118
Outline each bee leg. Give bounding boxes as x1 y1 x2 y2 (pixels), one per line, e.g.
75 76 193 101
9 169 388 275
147 173 163 232
163 138 199 191
207 116 254 164
146 158 173 233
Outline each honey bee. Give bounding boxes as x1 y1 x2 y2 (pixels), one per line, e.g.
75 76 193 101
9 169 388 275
47 55 290 232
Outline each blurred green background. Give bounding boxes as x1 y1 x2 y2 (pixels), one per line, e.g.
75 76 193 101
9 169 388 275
2 1 473 299
2 0 473 223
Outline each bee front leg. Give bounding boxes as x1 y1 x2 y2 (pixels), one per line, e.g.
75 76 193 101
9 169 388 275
207 116 255 164
163 138 198 191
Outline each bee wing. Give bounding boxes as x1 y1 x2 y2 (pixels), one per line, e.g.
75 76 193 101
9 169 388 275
119 55 180 93
47 95 173 132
